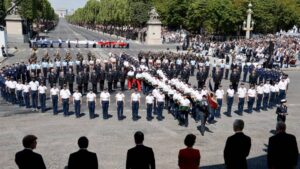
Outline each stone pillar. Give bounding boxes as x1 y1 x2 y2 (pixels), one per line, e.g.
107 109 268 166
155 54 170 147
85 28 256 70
0 26 8 57
146 8 162 45
5 14 27 43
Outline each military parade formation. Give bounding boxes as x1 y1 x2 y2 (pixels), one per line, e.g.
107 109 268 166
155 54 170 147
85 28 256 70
0 35 294 135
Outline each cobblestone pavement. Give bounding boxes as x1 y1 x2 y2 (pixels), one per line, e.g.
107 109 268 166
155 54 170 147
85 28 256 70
0 19 300 169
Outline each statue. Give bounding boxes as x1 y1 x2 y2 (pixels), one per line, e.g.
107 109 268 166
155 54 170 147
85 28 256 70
149 8 160 22
10 0 18 15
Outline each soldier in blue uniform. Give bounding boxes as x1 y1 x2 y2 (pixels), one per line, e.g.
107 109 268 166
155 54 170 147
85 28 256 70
242 63 249 82
0 73 6 101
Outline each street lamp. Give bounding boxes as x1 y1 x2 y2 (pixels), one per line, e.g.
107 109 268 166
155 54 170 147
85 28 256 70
243 2 254 39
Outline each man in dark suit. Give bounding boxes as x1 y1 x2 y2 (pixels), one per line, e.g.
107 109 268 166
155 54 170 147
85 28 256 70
15 135 46 169
224 119 251 169
68 136 98 169
268 122 299 169
126 131 155 169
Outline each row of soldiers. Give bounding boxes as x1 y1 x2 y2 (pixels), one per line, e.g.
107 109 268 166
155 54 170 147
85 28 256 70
0 49 291 133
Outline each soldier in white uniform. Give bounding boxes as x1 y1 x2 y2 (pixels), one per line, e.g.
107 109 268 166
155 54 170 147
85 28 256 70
86 89 97 119
247 85 256 113
237 83 247 115
73 89 82 118
115 91 126 120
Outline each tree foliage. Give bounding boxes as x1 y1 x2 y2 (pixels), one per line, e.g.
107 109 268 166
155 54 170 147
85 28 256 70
68 0 300 35
67 0 150 27
18 0 57 23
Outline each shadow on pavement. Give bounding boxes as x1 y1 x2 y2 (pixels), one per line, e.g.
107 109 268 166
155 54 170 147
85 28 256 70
201 155 300 169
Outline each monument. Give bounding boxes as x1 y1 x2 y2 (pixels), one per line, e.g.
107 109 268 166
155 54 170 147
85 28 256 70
0 26 8 57
5 0 28 43
146 8 162 45
243 3 254 39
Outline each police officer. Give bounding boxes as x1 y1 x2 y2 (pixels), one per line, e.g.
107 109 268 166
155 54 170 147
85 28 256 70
237 83 247 115
50 84 59 115
131 89 141 121
115 91 126 120
86 89 97 119
247 85 256 113
66 68 75 94
72 88 82 118
276 99 288 122
38 82 47 112
100 89 111 119
90 70 98 94
145 93 154 121
59 85 71 116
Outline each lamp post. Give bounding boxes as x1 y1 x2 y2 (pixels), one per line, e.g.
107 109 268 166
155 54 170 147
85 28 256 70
243 2 254 39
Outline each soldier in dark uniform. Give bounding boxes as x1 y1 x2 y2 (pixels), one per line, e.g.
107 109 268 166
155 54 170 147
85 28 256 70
119 68 126 91
99 67 106 91
230 69 240 92
76 72 84 94
20 62 27 84
243 63 249 82
83 69 90 93
66 69 75 94
90 70 98 94
58 72 66 89
37 72 46 85
48 69 57 88
196 68 206 89
213 68 222 91
276 99 288 122
112 69 119 90
106 69 113 92
249 70 258 86
181 67 190 83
